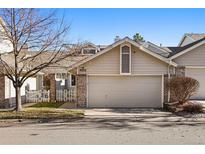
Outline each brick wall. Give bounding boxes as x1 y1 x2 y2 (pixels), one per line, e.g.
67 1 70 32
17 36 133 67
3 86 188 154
48 74 56 102
0 74 6 108
0 74 5 102
76 74 87 108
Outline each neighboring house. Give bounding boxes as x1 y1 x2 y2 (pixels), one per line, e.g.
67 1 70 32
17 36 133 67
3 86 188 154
2 73 42 107
48 42 106 91
0 42 94 108
178 33 205 47
0 51 44 108
63 42 107 55
40 53 89 103
37 44 95 96
168 34 205 100
68 34 205 108
0 18 41 108
0 17 13 54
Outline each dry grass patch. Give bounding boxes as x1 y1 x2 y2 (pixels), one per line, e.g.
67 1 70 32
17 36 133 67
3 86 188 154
0 108 84 119
28 102 65 108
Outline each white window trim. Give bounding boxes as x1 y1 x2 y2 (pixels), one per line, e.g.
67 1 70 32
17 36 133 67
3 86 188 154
55 73 69 80
82 47 98 55
120 43 131 75
86 74 89 108
161 74 164 108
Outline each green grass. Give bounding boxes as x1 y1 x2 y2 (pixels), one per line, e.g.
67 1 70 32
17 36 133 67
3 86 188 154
0 108 84 119
29 102 65 108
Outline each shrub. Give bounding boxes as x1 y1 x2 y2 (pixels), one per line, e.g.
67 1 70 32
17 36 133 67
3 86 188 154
182 102 204 113
167 77 199 104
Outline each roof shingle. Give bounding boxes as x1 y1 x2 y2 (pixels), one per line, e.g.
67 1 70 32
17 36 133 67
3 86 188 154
167 37 205 57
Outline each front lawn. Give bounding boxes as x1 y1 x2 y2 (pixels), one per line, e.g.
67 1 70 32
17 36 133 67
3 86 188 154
0 108 84 119
29 102 65 108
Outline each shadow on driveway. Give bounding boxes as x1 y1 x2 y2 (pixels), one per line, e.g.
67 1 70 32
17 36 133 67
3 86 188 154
33 116 205 131
1 108 205 131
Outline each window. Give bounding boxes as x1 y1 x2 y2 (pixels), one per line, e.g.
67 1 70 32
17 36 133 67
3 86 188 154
82 48 97 54
55 73 62 79
121 45 131 74
55 73 69 79
71 74 76 86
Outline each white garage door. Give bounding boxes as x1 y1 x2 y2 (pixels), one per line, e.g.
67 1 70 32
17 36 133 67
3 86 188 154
88 76 162 108
186 68 205 99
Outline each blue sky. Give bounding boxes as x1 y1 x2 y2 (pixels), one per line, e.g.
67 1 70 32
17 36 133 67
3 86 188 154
54 8 205 46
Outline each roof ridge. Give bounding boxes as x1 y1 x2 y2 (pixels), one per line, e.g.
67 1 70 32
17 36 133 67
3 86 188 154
146 41 171 53
186 33 205 36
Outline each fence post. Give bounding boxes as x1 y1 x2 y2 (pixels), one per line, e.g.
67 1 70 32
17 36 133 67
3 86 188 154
55 88 77 103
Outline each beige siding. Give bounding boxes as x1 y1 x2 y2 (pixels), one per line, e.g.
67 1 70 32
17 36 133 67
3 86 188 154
82 44 168 75
180 36 194 47
174 44 205 66
131 46 168 74
83 46 120 74
185 68 205 99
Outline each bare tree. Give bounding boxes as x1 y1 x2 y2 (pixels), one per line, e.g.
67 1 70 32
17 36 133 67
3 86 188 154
167 77 199 104
0 8 73 111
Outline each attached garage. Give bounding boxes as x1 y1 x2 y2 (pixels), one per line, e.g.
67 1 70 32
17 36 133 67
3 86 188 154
71 38 174 108
87 75 163 108
186 68 205 99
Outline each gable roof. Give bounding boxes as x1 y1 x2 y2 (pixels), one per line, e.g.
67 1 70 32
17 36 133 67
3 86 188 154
168 37 205 57
169 37 205 59
27 51 90 74
187 33 205 40
0 50 90 74
178 33 205 47
68 37 177 71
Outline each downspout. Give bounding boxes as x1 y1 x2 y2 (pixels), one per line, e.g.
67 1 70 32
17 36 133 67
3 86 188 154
9 78 11 106
167 60 171 103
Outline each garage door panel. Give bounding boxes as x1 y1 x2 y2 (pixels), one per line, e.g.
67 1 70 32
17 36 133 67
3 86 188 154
186 68 205 99
88 76 162 108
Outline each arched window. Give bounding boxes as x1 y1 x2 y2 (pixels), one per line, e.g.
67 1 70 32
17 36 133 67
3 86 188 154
120 45 131 74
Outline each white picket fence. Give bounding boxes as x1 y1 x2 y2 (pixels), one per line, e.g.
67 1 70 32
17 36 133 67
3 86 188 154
26 88 76 103
26 90 50 103
56 88 76 102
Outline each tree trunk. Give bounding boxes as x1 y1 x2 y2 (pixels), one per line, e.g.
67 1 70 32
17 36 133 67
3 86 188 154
15 86 22 111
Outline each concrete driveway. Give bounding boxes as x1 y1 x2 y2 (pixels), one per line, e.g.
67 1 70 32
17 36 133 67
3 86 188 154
84 108 205 122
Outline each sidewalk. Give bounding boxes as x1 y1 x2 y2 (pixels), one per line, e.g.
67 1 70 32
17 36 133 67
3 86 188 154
84 108 205 122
